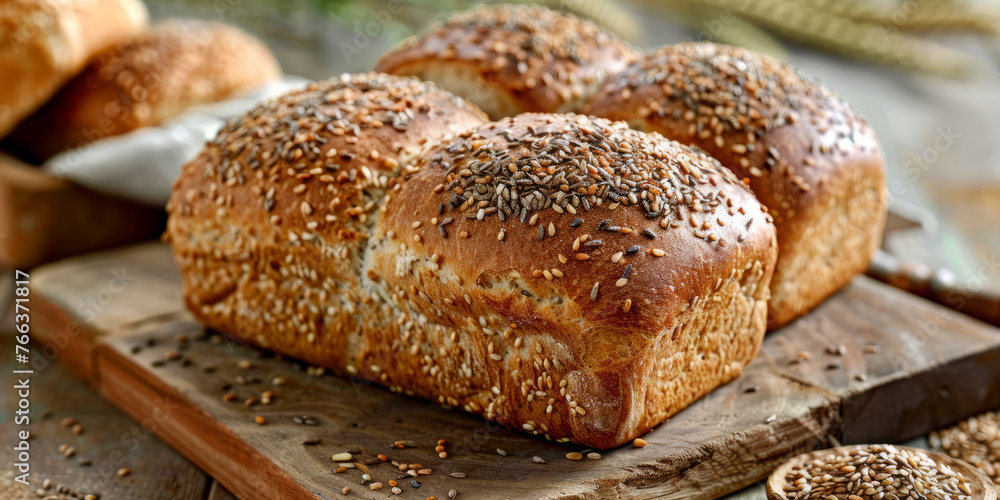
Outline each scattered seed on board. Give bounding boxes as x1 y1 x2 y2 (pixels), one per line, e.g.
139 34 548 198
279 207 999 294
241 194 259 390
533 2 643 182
117 468 131 477
449 472 466 479
331 452 352 462
826 344 847 355
449 490 458 499
587 452 602 460
566 452 583 460
341 487 349 495
533 456 546 464
633 438 647 448
765 414 776 424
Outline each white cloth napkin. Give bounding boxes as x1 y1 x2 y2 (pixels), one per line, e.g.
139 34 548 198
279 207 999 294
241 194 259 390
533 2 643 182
43 76 312 207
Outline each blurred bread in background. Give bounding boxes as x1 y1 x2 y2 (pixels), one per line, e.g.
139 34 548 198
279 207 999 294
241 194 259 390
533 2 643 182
8 19 282 162
0 0 148 138
375 4 639 119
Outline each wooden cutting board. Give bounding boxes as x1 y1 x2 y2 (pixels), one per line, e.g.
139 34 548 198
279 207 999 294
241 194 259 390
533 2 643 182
29 242 1000 500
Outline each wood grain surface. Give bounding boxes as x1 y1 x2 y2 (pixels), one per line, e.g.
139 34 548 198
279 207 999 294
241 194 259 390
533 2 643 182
0 334 206 500
27 243 1000 499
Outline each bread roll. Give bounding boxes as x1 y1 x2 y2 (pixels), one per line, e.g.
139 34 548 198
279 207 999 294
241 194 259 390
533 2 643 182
8 20 281 162
0 0 148 138
583 42 887 330
375 4 639 119
168 77 777 448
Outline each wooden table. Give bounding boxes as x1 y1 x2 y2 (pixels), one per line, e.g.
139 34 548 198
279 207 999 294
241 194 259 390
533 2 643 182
20 242 1000 499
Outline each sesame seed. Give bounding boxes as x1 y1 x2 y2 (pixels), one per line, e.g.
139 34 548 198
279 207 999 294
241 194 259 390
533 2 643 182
497 229 505 241
623 299 632 313
591 282 600 300
575 253 590 261
616 278 628 287
412 221 421 228
651 248 665 257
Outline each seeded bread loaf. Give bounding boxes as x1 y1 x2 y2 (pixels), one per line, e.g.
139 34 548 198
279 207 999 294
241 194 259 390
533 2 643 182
583 42 887 329
375 4 639 119
166 74 778 449
9 19 281 162
0 0 148 138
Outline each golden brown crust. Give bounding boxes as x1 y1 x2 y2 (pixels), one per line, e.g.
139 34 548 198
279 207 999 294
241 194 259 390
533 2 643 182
583 42 887 329
0 0 148 138
9 19 281 161
169 88 777 448
368 113 777 447
375 4 639 119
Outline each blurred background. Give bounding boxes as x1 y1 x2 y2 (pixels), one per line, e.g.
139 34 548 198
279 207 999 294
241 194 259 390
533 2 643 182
136 0 1000 291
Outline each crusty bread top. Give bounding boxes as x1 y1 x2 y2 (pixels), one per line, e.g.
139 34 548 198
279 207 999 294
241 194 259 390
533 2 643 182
84 19 280 129
375 4 639 114
8 19 282 159
0 0 148 137
374 113 777 338
583 42 884 240
167 72 489 261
